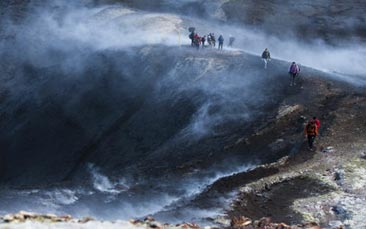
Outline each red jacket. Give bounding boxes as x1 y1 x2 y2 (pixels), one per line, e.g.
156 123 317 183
304 122 318 136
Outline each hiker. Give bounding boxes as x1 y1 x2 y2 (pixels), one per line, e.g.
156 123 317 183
261 48 271 69
188 27 195 46
201 36 206 48
207 34 212 46
189 32 194 46
304 120 318 150
288 62 300 86
313 117 321 129
210 33 216 47
228 36 235 47
218 35 224 50
193 33 201 49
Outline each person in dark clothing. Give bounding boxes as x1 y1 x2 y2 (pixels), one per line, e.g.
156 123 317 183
207 34 212 46
261 48 271 69
218 35 224 50
304 120 318 150
201 36 206 48
288 62 300 86
210 33 216 47
229 36 235 47
189 31 195 46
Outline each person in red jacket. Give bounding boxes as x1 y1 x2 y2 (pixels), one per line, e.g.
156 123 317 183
193 33 201 50
313 117 320 129
304 120 318 150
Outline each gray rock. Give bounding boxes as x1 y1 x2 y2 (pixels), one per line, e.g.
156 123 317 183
276 105 302 119
323 146 335 153
329 220 344 228
331 205 352 221
359 152 366 160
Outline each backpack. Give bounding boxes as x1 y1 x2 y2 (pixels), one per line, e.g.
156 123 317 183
262 51 269 59
306 123 316 135
189 33 194 39
290 64 299 74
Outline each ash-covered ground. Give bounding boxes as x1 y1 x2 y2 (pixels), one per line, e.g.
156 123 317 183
0 1 366 228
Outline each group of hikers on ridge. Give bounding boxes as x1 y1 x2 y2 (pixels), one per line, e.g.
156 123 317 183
188 29 318 150
188 30 300 85
188 27 235 50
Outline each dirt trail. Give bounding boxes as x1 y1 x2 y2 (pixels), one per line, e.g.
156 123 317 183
214 74 366 228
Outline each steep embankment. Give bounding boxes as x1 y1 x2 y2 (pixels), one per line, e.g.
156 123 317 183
1 1 366 228
1 1 314 221
0 45 288 185
197 76 366 228
0 35 320 220
2 66 366 228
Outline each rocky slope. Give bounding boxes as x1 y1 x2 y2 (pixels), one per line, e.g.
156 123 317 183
211 76 366 228
2 0 365 44
1 1 366 229
101 0 366 44
134 62 365 228
220 0 366 44
0 211 339 228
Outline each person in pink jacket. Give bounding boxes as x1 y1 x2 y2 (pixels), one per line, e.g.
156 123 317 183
288 62 300 86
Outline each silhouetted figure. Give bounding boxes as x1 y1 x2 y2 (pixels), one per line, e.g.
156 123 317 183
207 34 212 46
188 27 195 46
201 36 206 48
261 48 271 69
218 35 224 50
210 33 216 47
189 31 195 46
288 62 300 86
228 36 235 47
193 33 201 50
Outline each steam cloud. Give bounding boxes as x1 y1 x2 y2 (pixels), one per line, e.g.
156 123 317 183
0 0 365 224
